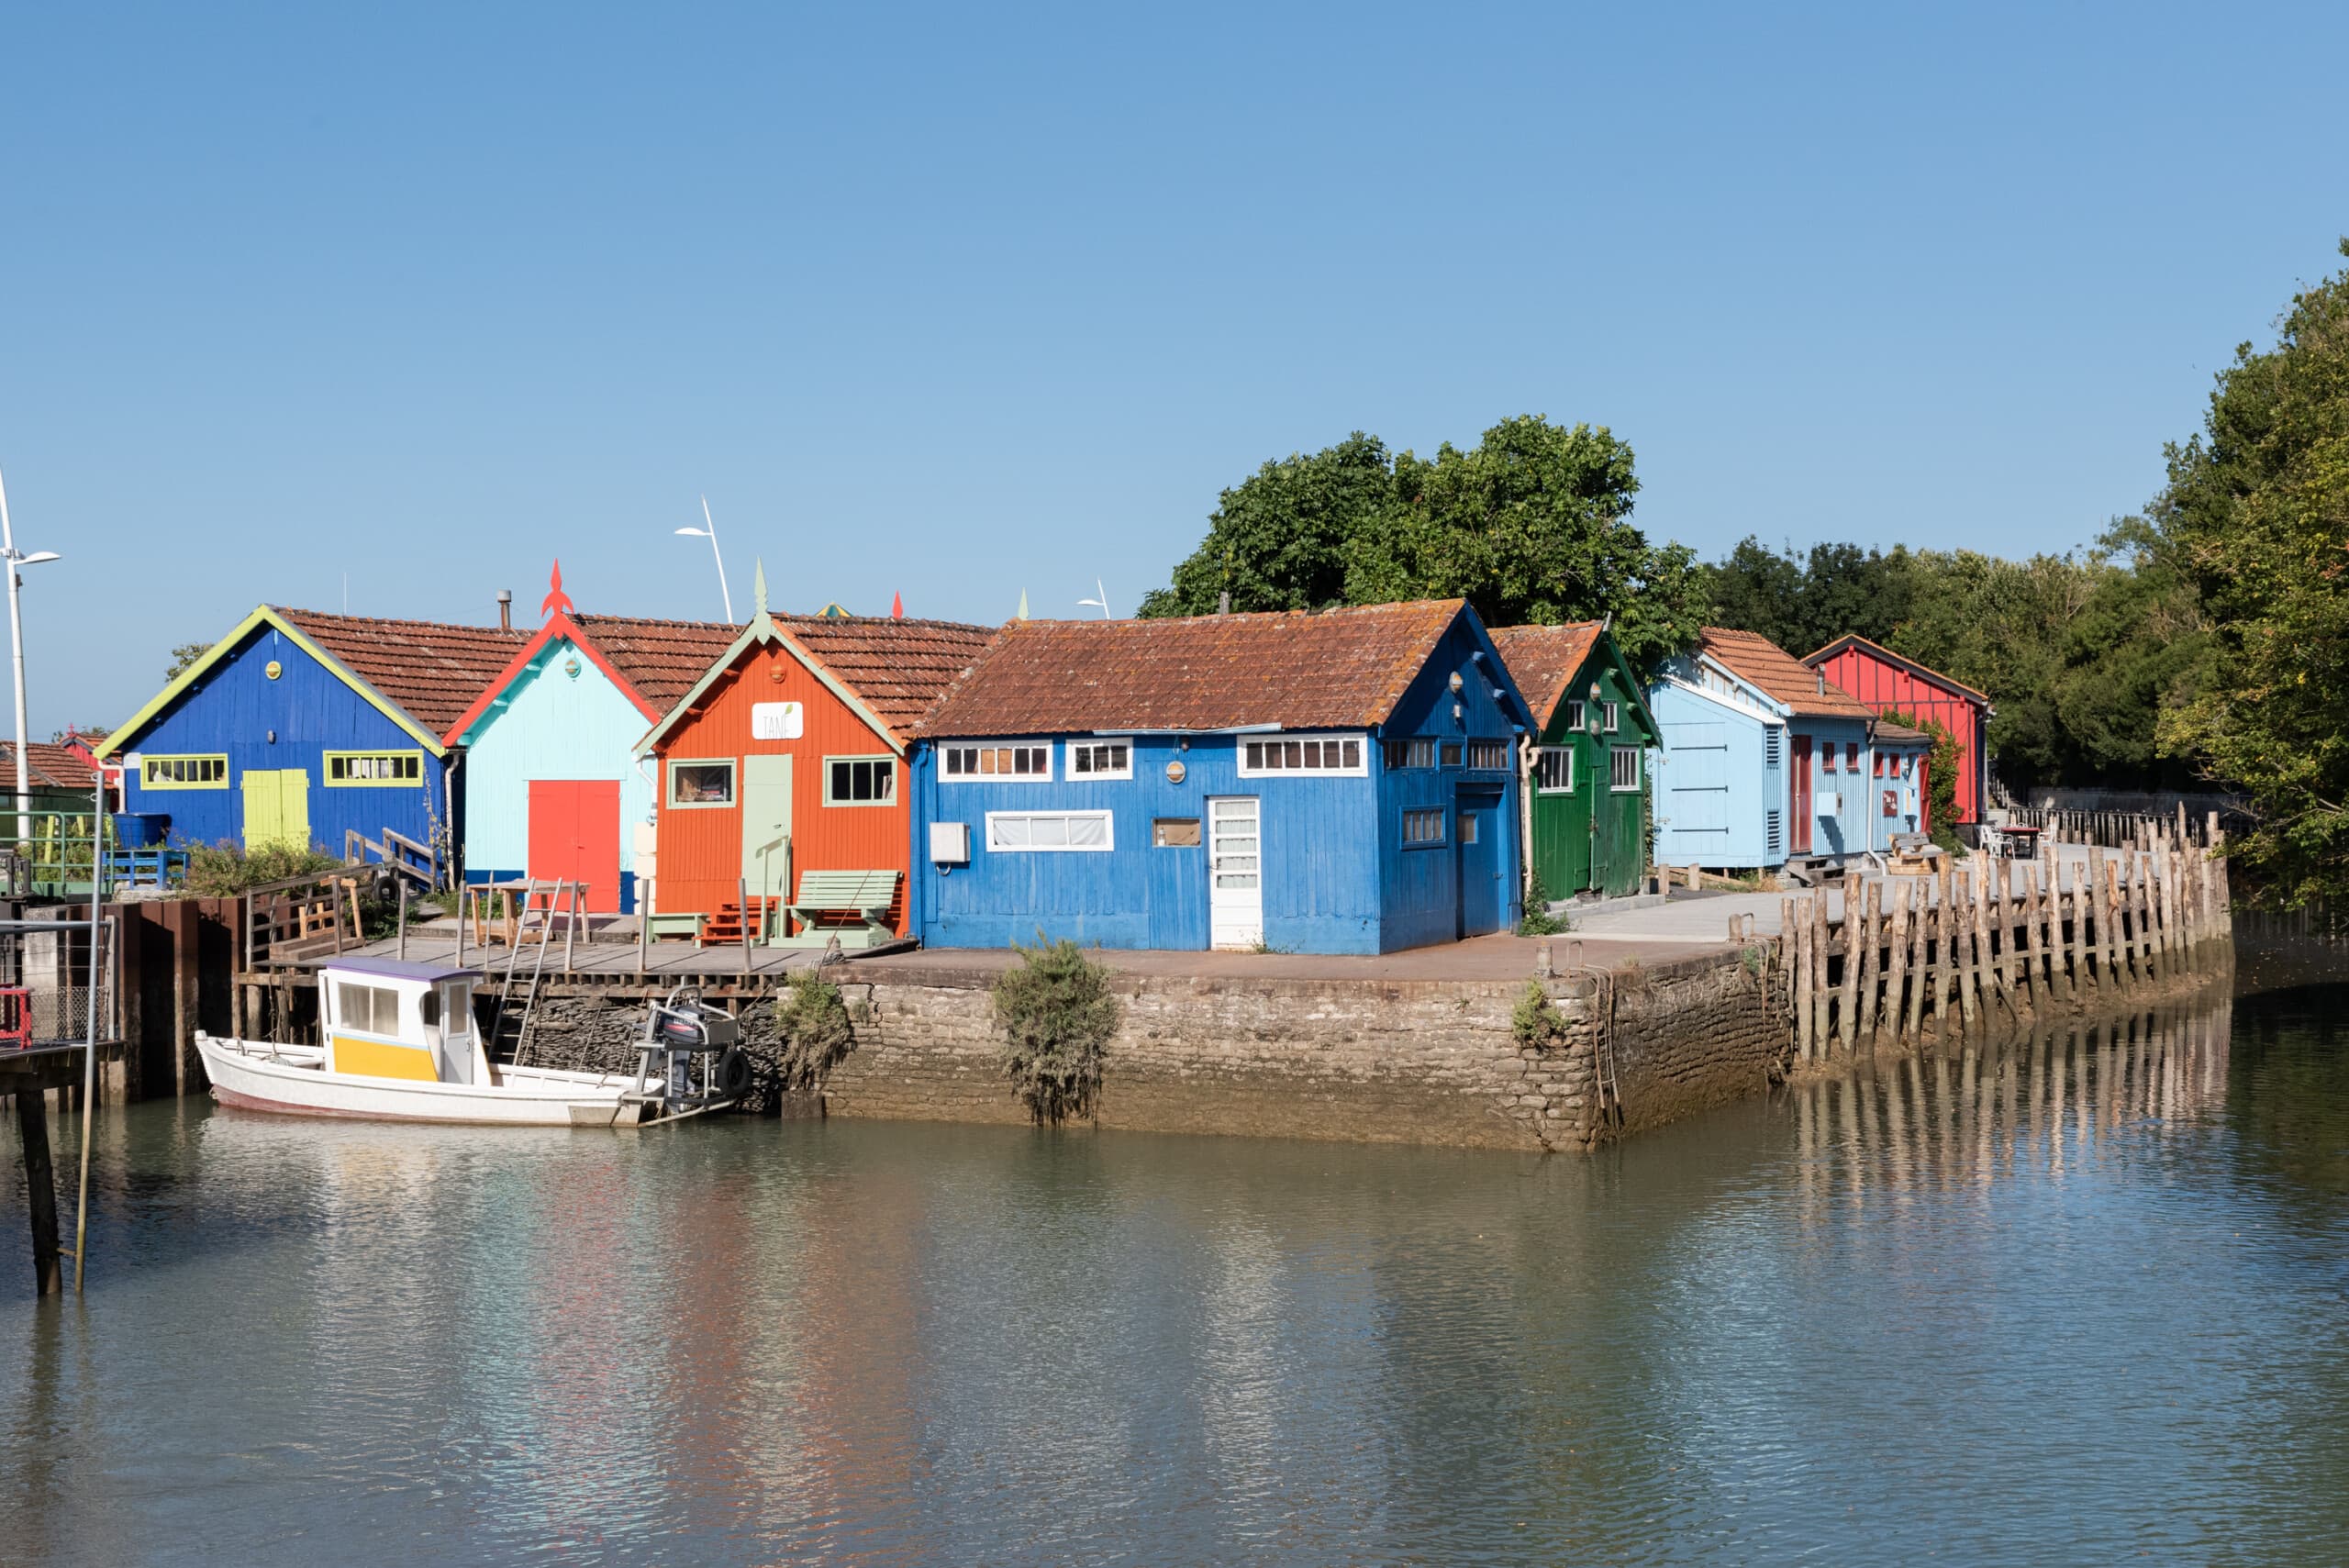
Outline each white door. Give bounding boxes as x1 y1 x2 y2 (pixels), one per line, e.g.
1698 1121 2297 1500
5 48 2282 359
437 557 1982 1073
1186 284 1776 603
1208 796 1263 950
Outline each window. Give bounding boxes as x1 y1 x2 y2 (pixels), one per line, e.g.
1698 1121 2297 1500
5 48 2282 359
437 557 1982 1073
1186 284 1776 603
336 983 400 1035
1401 807 1445 846
1564 700 1586 733
668 760 736 807
1067 741 1131 779
1610 747 1641 792
1464 740 1509 771
1152 817 1201 847
1460 814 1479 845
1603 702 1620 733
419 990 441 1028
1765 729 1781 768
1440 742 1463 767
986 810 1113 851
1381 739 1437 771
1873 752 1886 778
824 756 896 806
1823 743 1838 773
942 744 1052 781
1241 736 1365 776
325 751 423 786
1846 742 1860 773
140 753 228 790
1534 748 1575 793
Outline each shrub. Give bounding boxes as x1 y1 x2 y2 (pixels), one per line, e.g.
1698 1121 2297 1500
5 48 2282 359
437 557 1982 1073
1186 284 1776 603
1518 869 1568 936
773 970 856 1090
993 937 1120 1125
1512 981 1569 1050
183 840 343 897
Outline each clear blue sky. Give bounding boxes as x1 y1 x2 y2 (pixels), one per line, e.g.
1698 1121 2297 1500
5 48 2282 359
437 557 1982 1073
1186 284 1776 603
6 2 2345 737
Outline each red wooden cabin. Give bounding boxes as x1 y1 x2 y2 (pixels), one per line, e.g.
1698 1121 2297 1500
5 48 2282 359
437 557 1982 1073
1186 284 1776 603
1803 636 1996 825
635 575 996 940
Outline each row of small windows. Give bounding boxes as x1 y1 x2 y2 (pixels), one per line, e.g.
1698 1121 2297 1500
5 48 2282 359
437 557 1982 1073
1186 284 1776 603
1561 700 1621 734
328 751 422 784
668 757 901 808
1535 747 1642 793
1380 739 1512 772
139 752 422 790
1245 738 1360 773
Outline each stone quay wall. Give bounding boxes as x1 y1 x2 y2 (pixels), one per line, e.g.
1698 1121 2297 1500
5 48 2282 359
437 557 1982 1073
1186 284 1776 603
519 948 1796 1153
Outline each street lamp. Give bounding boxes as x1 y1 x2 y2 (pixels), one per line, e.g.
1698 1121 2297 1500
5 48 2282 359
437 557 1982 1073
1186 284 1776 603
0 465 62 833
674 495 736 624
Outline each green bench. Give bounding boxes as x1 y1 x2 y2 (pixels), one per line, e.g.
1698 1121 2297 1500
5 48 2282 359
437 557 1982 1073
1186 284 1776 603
643 911 706 943
774 869 901 949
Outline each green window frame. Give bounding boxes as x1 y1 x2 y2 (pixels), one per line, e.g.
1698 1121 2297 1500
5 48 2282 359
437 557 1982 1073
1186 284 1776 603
324 750 425 787
139 753 229 790
823 755 896 806
667 759 737 808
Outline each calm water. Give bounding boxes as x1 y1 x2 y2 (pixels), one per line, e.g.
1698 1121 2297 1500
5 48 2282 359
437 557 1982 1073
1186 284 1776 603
5 985 2348 1566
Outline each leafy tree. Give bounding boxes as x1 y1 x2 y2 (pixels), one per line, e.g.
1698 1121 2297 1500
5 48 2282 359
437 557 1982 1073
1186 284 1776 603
165 641 213 681
1704 538 1918 657
1141 416 1706 668
2152 241 2349 903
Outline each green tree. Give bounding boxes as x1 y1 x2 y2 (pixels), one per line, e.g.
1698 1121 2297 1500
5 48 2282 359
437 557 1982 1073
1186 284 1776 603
2153 241 2349 903
1705 538 1918 655
1141 416 1706 668
165 641 212 681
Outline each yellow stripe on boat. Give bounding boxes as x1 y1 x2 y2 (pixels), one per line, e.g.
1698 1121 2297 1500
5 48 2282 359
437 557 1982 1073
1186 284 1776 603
330 1034 438 1082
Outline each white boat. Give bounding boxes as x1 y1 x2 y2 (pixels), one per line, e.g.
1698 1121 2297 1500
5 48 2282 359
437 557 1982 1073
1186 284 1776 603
196 957 644 1127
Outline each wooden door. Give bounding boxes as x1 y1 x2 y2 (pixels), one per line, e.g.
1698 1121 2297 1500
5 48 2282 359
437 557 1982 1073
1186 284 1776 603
241 769 310 852
1454 790 1506 936
528 780 621 913
1207 796 1263 950
1530 747 1590 895
740 755 793 908
1790 734 1813 854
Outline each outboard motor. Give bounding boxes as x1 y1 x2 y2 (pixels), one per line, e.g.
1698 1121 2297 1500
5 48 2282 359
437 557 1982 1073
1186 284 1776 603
633 984 751 1117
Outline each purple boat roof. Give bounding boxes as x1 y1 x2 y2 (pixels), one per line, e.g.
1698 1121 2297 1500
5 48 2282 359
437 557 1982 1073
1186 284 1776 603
320 956 483 984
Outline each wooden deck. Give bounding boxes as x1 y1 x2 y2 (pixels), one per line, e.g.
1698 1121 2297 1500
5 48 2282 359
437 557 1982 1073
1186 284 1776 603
252 915 907 988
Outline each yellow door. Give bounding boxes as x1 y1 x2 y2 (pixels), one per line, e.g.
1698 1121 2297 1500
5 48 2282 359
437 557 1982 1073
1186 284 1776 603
242 769 312 852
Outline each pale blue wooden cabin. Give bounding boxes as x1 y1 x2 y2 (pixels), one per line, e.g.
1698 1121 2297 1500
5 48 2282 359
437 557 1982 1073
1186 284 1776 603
443 572 736 914
907 600 1533 954
1647 628 1924 874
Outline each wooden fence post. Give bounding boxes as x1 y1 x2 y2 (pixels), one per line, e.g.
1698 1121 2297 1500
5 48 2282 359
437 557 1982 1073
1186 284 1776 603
1954 870 1980 1033
1881 881 1908 1050
1810 892 1831 1057
1855 878 1882 1051
2102 857 2128 992
1903 879 1928 1038
1792 902 1811 1062
1836 881 1862 1052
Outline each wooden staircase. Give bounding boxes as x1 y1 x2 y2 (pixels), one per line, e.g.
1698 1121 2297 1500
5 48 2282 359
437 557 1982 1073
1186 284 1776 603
699 897 782 948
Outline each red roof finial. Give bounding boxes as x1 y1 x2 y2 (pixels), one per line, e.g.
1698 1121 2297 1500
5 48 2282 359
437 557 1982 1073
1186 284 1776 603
541 559 575 620
891 590 904 620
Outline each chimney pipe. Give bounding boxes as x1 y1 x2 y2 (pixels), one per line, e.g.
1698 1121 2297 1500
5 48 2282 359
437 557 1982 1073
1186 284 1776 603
1218 590 1230 616
497 589 513 632
1816 669 1825 695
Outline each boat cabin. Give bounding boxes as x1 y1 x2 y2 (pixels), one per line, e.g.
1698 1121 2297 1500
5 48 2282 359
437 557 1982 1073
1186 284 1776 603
318 957 488 1085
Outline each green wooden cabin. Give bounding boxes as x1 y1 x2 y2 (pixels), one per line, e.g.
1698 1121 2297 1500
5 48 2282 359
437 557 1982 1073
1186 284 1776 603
1488 624 1660 899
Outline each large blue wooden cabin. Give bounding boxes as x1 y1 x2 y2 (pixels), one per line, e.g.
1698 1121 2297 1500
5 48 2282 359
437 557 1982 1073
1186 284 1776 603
98 606 525 870
908 599 1533 954
443 570 737 913
1647 628 1926 875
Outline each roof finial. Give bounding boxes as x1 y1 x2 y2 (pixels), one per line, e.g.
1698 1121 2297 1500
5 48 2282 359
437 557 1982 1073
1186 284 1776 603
1016 588 1030 621
891 590 904 620
540 559 574 620
753 558 768 617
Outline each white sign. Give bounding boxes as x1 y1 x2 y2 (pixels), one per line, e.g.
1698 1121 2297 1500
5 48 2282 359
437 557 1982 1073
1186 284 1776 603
751 701 804 740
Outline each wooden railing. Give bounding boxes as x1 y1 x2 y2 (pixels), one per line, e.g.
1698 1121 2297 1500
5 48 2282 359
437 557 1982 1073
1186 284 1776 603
345 827 440 891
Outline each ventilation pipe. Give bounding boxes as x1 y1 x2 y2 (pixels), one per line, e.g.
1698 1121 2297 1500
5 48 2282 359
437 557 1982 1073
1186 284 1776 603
497 589 513 631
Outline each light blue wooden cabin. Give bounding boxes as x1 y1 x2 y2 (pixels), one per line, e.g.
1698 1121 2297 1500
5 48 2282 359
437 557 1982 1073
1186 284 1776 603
442 568 736 914
1647 628 1925 874
907 599 1533 954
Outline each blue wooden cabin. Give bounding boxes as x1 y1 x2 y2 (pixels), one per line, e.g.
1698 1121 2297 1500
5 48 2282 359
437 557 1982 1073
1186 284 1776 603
908 599 1533 954
98 606 525 868
1647 628 1927 874
443 568 738 914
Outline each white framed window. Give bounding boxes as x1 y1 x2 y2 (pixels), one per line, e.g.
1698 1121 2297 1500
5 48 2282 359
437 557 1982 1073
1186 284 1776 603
335 982 400 1035
1464 740 1510 771
1066 740 1132 779
1564 700 1586 733
1401 807 1445 846
667 759 736 807
1535 747 1575 794
1610 747 1641 792
1603 701 1620 734
823 755 896 806
942 743 1052 781
1240 735 1365 776
1381 738 1437 771
985 810 1114 851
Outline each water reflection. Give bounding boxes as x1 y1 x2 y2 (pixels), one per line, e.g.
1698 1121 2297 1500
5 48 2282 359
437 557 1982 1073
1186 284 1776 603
3 986 2345 1566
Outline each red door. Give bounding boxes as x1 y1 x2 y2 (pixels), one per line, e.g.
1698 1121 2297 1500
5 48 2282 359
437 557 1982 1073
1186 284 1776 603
1789 734 1813 854
528 780 622 913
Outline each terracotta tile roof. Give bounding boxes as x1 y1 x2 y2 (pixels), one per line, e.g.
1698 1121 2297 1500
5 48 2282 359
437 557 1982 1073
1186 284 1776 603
1802 633 1995 706
1699 628 1877 721
1487 623 1603 726
0 741 98 790
277 609 529 735
916 600 1468 739
775 617 1005 737
568 615 742 711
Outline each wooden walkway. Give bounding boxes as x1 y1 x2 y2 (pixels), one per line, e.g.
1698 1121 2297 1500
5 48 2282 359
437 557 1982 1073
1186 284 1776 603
257 918 894 985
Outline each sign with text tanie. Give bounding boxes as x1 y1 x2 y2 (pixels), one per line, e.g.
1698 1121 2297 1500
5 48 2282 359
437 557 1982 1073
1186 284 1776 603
751 702 804 740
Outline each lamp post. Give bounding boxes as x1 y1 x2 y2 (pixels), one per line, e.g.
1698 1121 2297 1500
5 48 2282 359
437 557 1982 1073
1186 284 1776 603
0 465 63 835
675 495 736 624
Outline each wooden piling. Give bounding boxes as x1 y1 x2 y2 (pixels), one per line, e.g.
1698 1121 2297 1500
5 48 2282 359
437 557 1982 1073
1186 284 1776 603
1954 870 1981 1032
1883 882 1909 1048
15 1089 61 1296
1792 898 1813 1062
1976 863 2015 1020
1855 879 1882 1051
1903 879 1928 1038
2102 857 2128 991
1836 882 1862 1051
1810 892 1831 1057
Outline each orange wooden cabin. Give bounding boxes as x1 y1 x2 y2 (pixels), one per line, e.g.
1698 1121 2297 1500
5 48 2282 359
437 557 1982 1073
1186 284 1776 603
634 572 996 942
